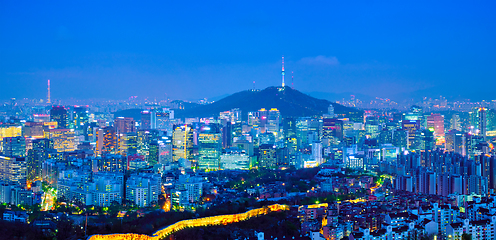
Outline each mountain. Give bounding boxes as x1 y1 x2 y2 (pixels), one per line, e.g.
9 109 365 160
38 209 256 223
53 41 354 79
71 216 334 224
175 86 361 119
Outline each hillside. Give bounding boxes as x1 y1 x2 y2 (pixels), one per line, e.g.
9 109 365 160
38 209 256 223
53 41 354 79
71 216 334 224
175 86 360 119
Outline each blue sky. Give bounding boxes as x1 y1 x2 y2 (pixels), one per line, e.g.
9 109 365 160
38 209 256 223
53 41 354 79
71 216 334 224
1 1 495 101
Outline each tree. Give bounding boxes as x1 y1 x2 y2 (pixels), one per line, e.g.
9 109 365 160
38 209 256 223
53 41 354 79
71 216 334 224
462 233 472 240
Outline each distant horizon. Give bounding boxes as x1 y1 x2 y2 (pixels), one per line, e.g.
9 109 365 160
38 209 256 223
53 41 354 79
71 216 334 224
3 84 494 104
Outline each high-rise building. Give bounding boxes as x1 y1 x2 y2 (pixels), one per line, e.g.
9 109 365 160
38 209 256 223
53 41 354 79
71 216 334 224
72 106 89 131
98 154 125 173
478 108 487 140
322 118 344 142
50 106 68 129
197 124 222 171
22 122 45 139
2 136 26 157
48 129 75 152
125 173 161 207
402 120 420 149
120 132 138 156
427 113 445 138
96 127 117 155
259 144 277 168
0 125 22 141
0 156 27 186
450 114 461 131
27 138 54 180
141 110 156 130
220 148 250 170
446 130 466 156
172 124 194 163
114 117 136 134
267 108 281 135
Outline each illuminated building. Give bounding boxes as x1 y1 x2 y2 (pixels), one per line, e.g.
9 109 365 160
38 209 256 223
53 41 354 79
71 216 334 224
418 129 435 151
172 124 194 163
0 125 22 141
72 106 89 131
478 108 487 140
401 120 420 149
323 118 344 142
221 120 233 148
141 110 156 130
296 117 322 148
148 141 159 165
50 106 68 129
450 114 462 131
137 129 160 157
114 117 135 134
98 154 125 173
259 144 277 168
156 110 173 132
247 111 259 126
220 148 250 170
120 132 138 156
197 124 222 171
283 117 297 139
22 122 45 138
96 127 117 155
173 174 203 209
446 130 466 156
159 142 172 164
125 173 161 207
48 129 75 152
427 113 445 137
80 122 96 142
0 156 27 186
267 108 281 134
92 172 124 206
33 114 50 123
2 136 26 157
27 138 54 180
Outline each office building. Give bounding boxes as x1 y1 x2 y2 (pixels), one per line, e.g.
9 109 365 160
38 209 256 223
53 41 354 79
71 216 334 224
197 124 222 170
2 136 26 157
48 129 76 152
172 124 194 163
50 106 68 129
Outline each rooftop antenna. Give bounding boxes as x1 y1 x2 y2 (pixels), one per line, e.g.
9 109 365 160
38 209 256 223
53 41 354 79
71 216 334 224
47 79 51 104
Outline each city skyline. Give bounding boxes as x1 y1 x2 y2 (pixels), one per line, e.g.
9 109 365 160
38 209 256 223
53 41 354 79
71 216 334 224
1 1 495 101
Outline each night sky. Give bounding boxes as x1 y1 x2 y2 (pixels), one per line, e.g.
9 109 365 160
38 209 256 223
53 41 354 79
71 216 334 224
1 1 495 101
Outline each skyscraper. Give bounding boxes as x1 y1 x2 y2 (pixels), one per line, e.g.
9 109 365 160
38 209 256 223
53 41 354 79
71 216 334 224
50 106 68 129
478 108 487 141
114 117 136 134
2 136 26 157
0 156 27 186
197 124 222 171
72 106 89 131
27 138 54 180
172 124 194 163
96 127 117 155
426 113 445 138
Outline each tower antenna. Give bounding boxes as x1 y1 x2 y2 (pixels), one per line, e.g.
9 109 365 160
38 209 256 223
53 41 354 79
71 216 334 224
47 79 51 104
292 71 294 89
281 56 285 87
253 81 255 90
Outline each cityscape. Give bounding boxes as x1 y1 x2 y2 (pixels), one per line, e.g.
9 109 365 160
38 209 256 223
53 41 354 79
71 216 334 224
1 2 496 240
